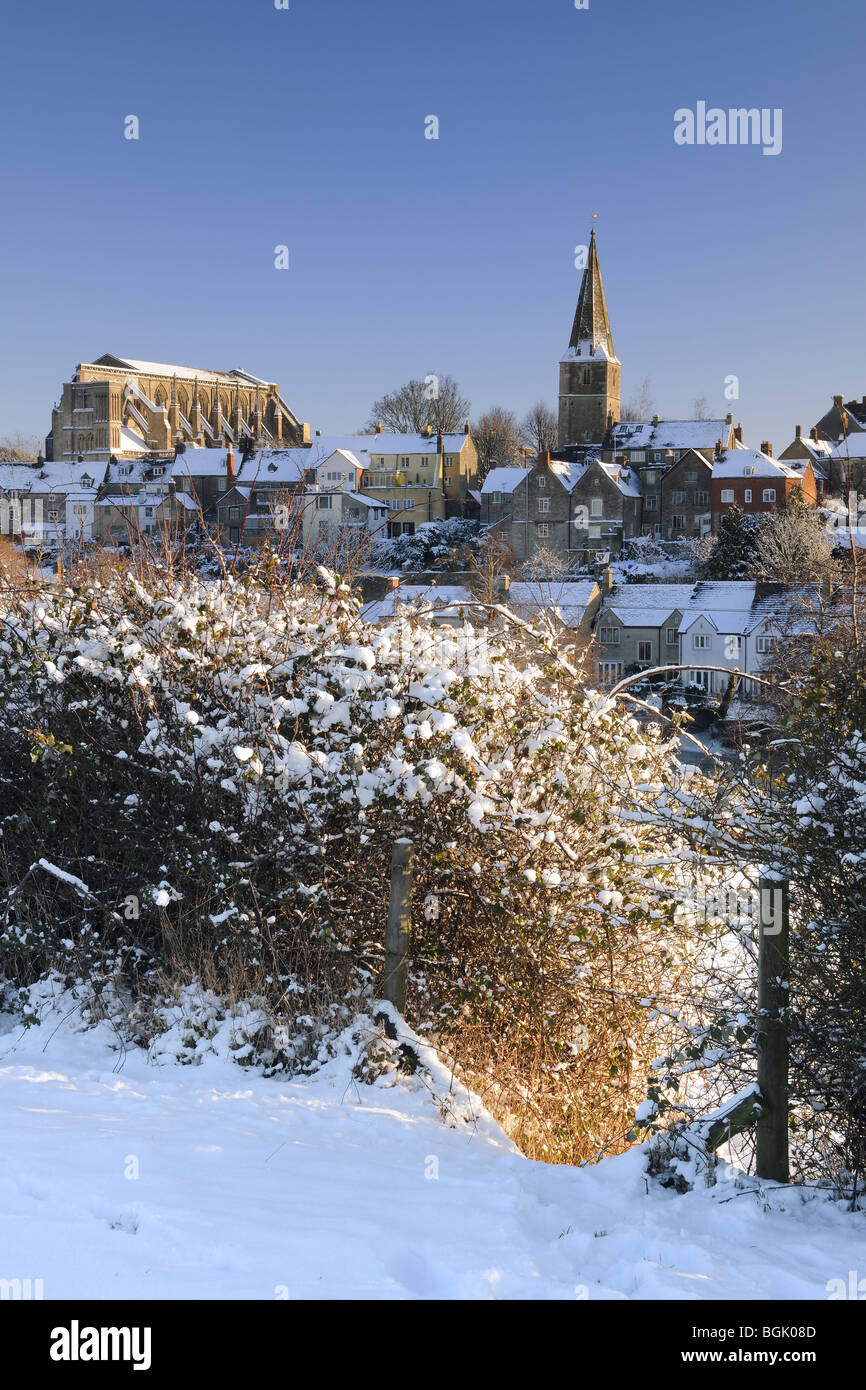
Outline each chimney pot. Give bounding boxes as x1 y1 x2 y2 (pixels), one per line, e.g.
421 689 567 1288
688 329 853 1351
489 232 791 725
376 420 383 433
761 440 773 457
714 439 722 459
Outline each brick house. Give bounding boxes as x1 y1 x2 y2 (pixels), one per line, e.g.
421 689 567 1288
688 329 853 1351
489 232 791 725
712 447 817 529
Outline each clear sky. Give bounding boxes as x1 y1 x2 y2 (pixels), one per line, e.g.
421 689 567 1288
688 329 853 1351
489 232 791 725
1 0 863 451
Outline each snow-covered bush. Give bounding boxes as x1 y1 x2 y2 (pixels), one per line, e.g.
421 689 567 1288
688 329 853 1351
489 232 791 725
371 517 481 571
0 555 717 1162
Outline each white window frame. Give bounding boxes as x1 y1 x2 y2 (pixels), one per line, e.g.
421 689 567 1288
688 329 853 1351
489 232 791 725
600 626 621 645
538 496 550 513
666 627 678 645
720 488 735 503
693 632 711 650
763 488 776 503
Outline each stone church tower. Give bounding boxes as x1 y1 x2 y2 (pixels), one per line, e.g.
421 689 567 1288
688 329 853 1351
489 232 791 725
558 229 621 448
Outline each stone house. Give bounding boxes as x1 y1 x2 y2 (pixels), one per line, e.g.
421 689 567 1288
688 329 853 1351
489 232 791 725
654 448 713 539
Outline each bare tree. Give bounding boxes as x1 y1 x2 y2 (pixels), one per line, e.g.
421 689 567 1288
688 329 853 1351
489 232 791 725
620 377 655 423
520 401 558 455
364 374 470 434
473 407 523 483
693 396 711 420
752 489 835 583
0 433 42 463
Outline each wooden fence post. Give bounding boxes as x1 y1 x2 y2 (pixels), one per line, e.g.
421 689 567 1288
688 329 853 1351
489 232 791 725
383 837 414 1013
755 875 790 1182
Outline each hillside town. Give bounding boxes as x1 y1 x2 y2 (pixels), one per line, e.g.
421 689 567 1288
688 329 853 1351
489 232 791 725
2 232 859 715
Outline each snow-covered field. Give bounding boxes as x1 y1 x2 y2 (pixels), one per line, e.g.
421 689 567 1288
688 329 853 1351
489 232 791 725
1 994 862 1301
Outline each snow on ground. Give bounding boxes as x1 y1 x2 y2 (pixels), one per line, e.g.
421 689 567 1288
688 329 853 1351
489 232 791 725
1 992 862 1301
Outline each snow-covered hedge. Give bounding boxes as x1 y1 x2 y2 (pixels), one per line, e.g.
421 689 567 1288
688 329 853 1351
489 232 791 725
0 559 714 1162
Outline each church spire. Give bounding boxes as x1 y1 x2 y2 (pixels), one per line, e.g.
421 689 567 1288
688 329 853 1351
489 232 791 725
568 228 615 357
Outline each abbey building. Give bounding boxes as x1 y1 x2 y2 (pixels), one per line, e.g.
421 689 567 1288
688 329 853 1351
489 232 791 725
47 355 309 463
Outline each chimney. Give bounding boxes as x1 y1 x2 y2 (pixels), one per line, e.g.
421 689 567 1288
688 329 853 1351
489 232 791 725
726 412 733 425
795 424 802 439
761 441 773 457
538 450 551 469
652 414 660 426
315 429 322 436
226 446 235 484
833 395 844 407
464 418 471 435
714 438 722 459
376 420 383 434
734 423 743 443
810 427 819 443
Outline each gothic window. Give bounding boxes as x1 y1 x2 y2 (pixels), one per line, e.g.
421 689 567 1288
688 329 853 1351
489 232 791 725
582 368 591 385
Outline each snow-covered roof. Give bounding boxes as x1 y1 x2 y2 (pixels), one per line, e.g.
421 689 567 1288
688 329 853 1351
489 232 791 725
235 451 312 486
599 462 641 497
105 358 271 386
0 462 101 495
506 581 597 625
481 466 530 495
829 438 866 460
362 583 476 623
609 419 730 452
118 425 152 454
713 449 800 480
344 492 387 509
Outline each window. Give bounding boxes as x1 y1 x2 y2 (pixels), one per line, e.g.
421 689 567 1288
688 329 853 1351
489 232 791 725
666 627 678 645
671 489 686 504
490 491 502 504
229 526 240 544
654 453 663 462
644 470 657 484
445 456 453 465
316 495 332 509
590 497 603 517
228 506 240 521
582 367 591 385
691 669 713 691
695 490 709 505
727 636 742 656
326 471 343 482
671 514 686 530
589 523 601 538
537 522 549 538
637 641 652 662
685 471 698 483
763 489 776 502
632 451 646 463
644 495 658 512
744 489 752 503
403 498 416 510
756 635 774 654
598 661 622 683
400 457 409 467
538 497 550 513
744 466 755 476
721 488 735 503
600 626 621 644
537 475 546 487
693 633 711 650
145 506 153 518
444 474 452 485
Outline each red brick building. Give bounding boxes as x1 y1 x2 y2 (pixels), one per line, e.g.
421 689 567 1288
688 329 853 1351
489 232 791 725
711 446 816 531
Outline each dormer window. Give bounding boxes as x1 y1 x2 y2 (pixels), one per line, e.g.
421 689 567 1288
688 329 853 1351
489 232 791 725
744 466 755 476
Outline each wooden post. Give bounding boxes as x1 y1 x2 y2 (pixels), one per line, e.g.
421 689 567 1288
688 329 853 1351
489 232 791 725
383 837 414 1013
755 875 790 1182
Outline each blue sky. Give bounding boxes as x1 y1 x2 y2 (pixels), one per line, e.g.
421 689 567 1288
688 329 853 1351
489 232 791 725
1 0 863 450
